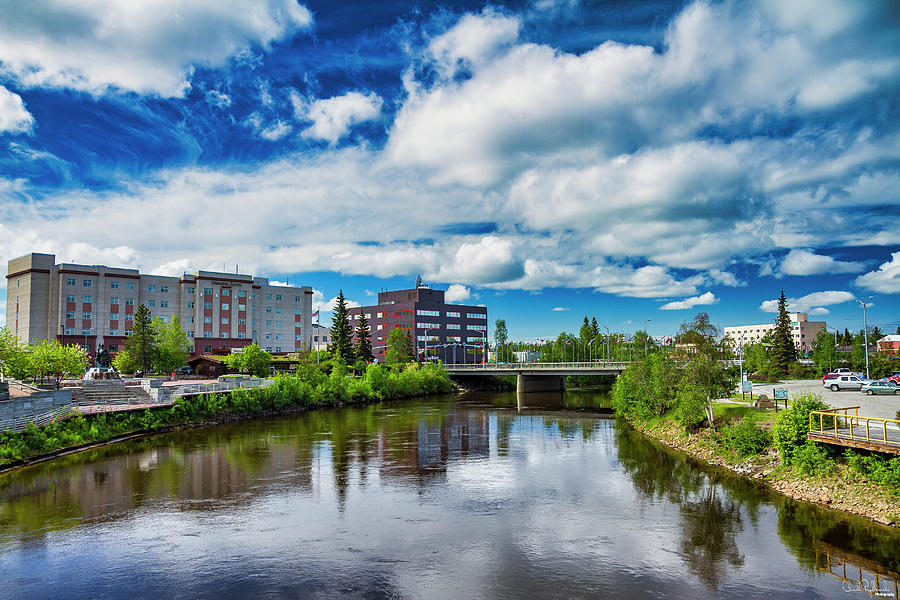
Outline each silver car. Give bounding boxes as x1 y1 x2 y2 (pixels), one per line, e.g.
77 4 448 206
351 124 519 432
824 375 864 391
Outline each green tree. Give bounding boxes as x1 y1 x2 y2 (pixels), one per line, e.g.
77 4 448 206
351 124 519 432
385 328 412 364
494 318 508 362
112 349 137 374
742 342 768 375
126 304 156 373
676 354 735 429
29 339 89 388
676 312 720 356
770 290 796 374
843 328 852 347
851 331 868 372
811 329 838 375
153 316 192 374
354 311 374 363
224 344 273 377
330 290 354 365
0 327 26 379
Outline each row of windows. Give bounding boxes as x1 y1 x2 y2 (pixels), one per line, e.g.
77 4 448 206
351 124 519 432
361 309 483 320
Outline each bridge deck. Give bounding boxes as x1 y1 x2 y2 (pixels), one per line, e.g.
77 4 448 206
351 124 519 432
445 362 632 375
808 408 900 455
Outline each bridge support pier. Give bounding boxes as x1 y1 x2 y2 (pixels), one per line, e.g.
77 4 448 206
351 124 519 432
516 374 565 394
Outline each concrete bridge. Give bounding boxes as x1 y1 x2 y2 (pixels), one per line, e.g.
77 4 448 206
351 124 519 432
445 362 632 393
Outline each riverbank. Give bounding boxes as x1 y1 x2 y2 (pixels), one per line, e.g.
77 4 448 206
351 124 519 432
630 417 899 527
0 362 453 473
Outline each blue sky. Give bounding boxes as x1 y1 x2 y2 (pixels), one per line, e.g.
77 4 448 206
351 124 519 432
0 0 898 341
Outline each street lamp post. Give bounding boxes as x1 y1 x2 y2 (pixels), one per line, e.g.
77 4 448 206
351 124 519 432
856 297 873 379
643 319 651 357
603 326 610 362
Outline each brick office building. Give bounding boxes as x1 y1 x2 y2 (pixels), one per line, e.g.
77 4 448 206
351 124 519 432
6 252 314 358
348 285 488 364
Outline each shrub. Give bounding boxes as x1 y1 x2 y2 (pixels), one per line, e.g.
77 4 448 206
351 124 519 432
718 416 771 457
772 392 830 465
792 442 836 476
674 383 708 430
845 450 900 492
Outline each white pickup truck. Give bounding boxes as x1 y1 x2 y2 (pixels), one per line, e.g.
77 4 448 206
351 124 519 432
823 375 865 391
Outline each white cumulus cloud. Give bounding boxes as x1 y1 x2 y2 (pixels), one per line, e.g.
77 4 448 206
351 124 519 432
659 291 718 311
779 248 864 276
0 0 313 97
445 283 472 303
760 290 855 313
301 91 383 144
0 86 34 134
855 252 900 294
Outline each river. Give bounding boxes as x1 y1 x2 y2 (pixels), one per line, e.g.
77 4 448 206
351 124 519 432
1 389 898 599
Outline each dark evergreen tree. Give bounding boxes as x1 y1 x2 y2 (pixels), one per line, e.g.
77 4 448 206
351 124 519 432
405 331 415 362
330 289 354 365
843 328 852 346
871 325 883 341
770 290 796 373
590 317 600 338
126 304 156 373
354 311 374 363
494 318 508 362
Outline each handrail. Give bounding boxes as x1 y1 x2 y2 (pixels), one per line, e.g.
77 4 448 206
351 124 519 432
809 407 900 447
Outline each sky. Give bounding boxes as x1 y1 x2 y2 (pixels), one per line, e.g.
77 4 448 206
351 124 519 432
0 0 898 342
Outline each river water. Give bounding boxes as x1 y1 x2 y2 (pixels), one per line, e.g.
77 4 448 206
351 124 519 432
1 389 898 599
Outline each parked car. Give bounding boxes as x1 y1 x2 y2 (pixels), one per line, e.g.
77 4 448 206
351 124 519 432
861 379 900 395
822 373 841 385
886 371 900 384
175 366 192 375
824 375 864 391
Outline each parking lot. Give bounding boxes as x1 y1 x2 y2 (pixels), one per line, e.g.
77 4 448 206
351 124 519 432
745 379 899 421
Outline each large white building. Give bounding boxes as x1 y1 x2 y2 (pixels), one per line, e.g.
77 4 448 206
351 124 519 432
724 312 826 351
6 253 314 357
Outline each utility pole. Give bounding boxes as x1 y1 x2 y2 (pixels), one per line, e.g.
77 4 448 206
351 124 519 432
857 297 872 379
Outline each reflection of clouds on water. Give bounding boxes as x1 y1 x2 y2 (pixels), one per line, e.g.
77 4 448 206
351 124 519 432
0 396 899 599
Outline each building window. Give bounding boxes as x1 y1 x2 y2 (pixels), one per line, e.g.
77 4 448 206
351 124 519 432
82 295 92 303
446 311 460 318
204 302 212 309
66 294 76 302
187 287 195 294
204 288 212 295
64 328 75 335
222 289 230 297
188 316 195 323
467 337 482 343
394 309 412 317
81 312 92 319
148 285 156 292
447 336 461 342
238 332 245 339
66 311 75 319
418 322 440 329
377 312 386 318
108 345 118 352
126 282 134 290
187 331 194 338
109 329 119 336
83 280 92 287
221 317 229 324
275 294 282 301
274 307 281 314
204 345 212 352
275 347 282 352
160 285 168 293
239 304 246 311
313 336 319 342
447 324 461 330
66 278 76 286
275 321 282 327
187 301 194 309
125 298 134 305
204 317 212 324
294 309 301 315
266 293 272 300
125 314 133 321
148 300 156 307
239 290 246 298
417 310 439 317
469 324 487 331
266 320 272 326
275 334 282 340
238 318 246 325
377 324 385 330
396 323 413 329
159 300 168 307
295 296 301 302
81 328 91 335
110 297 119 305
467 313 486 319
222 303 229 310
265 333 272 340
110 281 119 289
266 306 273 313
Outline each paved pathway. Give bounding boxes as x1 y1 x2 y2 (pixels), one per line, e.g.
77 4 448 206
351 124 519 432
746 379 899 422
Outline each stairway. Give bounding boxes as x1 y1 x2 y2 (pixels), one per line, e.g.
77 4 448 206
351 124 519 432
71 381 154 406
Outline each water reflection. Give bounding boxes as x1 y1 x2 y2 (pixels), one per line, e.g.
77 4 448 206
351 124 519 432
1 392 899 599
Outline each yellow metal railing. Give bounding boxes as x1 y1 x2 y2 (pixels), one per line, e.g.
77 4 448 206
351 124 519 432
809 407 900 447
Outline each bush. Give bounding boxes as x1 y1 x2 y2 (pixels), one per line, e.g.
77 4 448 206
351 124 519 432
772 392 830 465
674 383 708 430
845 450 900 492
792 442 836 476
718 416 771 457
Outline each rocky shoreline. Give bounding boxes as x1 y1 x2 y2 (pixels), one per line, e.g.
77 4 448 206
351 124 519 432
632 419 899 528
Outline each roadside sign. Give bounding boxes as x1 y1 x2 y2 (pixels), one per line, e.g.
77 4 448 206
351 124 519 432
741 381 753 393
773 387 788 399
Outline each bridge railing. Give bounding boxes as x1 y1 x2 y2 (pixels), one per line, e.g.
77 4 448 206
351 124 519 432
171 378 274 398
444 361 634 370
809 407 900 448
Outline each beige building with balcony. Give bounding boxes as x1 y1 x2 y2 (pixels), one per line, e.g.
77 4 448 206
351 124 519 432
724 312 826 351
6 253 314 357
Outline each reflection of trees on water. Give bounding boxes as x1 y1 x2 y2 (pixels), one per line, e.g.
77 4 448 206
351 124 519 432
615 423 747 589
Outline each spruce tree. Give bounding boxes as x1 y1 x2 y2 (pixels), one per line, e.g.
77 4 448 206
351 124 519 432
354 311 374 363
330 289 354 365
126 304 156 373
770 289 796 374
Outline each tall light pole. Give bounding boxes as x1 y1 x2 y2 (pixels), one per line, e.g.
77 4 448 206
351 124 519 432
857 297 873 379
603 325 610 362
643 319 651 357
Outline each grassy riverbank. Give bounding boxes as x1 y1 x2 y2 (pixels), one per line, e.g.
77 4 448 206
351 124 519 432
623 395 900 527
0 362 452 469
